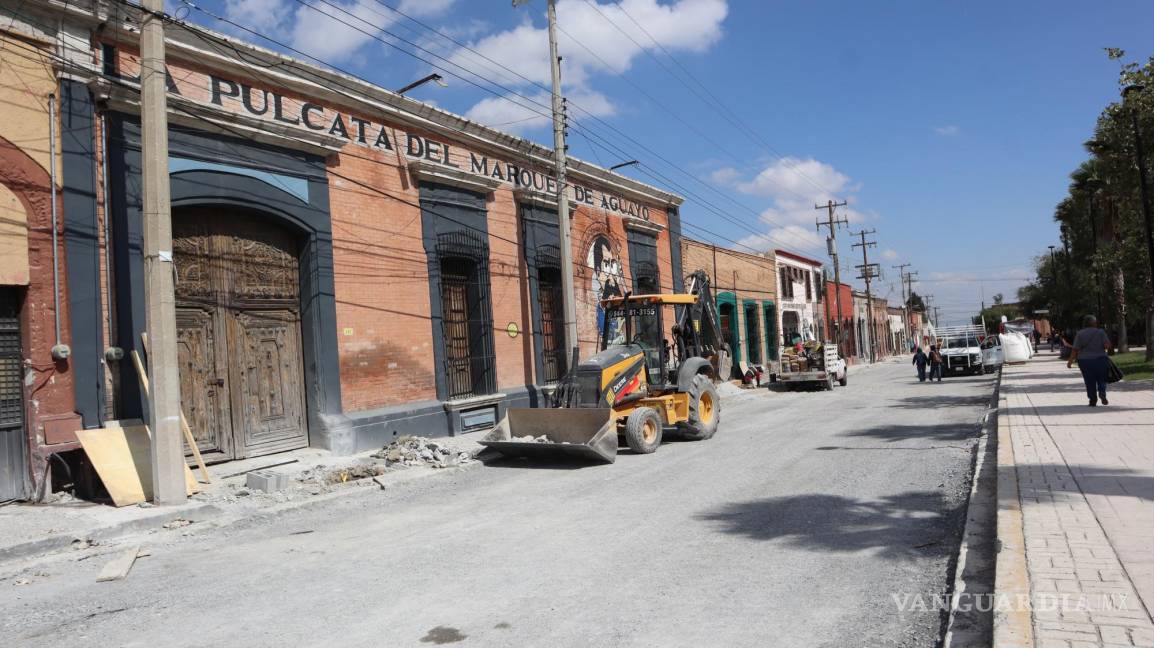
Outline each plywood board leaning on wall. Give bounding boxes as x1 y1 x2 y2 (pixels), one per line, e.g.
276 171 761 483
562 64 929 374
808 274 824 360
75 420 199 507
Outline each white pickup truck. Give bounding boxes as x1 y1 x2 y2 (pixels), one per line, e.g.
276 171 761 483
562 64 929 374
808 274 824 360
936 325 989 376
776 342 848 390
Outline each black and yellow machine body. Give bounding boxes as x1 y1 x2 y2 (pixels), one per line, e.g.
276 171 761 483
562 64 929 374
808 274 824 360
481 271 725 462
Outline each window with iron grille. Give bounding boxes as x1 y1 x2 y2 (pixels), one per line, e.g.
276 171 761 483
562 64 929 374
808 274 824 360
536 266 566 384
0 289 22 432
436 231 495 400
633 260 659 294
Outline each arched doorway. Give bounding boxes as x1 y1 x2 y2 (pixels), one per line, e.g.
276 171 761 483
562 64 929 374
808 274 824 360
173 208 308 462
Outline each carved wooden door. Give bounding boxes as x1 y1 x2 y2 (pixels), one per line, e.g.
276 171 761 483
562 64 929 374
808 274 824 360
173 209 307 461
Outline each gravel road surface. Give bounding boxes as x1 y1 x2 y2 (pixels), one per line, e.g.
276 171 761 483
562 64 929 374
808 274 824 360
0 360 996 648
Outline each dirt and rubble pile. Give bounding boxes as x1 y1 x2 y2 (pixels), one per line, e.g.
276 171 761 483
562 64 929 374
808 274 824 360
510 435 570 445
370 436 474 468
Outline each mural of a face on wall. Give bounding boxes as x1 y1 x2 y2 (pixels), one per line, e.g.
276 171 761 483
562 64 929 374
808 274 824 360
587 235 623 334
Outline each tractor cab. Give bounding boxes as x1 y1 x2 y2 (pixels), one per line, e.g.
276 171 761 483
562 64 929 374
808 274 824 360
600 293 697 387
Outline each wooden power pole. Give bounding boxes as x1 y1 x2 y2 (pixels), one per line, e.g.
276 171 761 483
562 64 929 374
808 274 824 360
545 0 578 360
140 0 185 504
815 200 848 354
892 263 911 350
852 229 879 363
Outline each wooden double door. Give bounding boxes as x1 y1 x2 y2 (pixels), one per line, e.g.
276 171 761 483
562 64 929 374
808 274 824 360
173 209 308 462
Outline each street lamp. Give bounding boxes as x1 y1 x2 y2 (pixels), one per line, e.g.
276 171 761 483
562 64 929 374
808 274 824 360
395 73 447 95
1048 244 1059 325
1122 83 1154 360
609 159 639 171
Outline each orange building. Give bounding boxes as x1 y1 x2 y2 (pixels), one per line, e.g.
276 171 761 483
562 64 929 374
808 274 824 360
0 2 687 494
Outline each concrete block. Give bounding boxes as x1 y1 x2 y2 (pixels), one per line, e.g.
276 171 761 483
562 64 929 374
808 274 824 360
246 469 290 493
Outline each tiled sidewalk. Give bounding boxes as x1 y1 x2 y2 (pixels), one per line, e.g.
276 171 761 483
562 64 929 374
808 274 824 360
1000 351 1154 647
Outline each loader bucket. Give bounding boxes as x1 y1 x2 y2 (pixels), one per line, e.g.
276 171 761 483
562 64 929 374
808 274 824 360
480 408 617 464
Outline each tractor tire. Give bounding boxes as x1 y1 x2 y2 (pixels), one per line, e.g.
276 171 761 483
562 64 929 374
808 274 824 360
838 370 848 387
678 374 720 441
624 407 662 454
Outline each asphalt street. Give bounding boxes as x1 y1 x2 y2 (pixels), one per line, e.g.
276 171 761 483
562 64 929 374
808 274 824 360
0 360 997 648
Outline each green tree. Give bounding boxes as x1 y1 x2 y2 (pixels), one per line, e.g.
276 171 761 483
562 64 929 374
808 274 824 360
906 291 926 313
1025 50 1154 354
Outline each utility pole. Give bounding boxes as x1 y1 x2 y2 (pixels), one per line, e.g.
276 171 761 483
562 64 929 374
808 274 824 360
892 262 911 350
515 0 578 359
851 229 879 363
140 0 184 504
545 0 577 357
906 270 919 342
815 200 848 354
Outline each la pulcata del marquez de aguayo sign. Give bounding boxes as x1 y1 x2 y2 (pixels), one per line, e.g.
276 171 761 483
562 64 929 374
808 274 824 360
208 76 654 220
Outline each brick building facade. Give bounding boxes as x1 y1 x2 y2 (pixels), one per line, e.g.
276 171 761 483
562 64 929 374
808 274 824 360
0 0 687 495
680 238 777 376
823 280 856 361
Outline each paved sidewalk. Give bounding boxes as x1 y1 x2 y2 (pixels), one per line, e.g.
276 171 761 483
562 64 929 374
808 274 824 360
0 432 486 565
999 351 1154 647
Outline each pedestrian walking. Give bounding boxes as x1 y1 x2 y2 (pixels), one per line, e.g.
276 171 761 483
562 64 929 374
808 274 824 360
928 345 943 382
1067 314 1113 407
912 346 928 382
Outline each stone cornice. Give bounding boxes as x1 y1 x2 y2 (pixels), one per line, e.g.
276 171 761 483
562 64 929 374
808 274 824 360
408 159 502 194
50 0 684 208
87 76 347 157
623 216 665 235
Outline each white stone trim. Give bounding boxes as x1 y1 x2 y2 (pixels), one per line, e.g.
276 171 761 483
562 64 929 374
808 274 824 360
623 216 665 235
408 159 501 194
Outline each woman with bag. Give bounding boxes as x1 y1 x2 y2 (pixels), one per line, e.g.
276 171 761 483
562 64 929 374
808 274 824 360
1067 314 1113 407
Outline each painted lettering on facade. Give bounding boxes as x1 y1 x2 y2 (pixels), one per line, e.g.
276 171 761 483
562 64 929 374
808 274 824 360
206 74 652 220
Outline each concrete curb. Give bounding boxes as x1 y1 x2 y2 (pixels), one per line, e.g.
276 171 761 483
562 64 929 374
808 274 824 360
942 368 1001 647
0 459 483 567
0 503 224 565
992 378 1035 647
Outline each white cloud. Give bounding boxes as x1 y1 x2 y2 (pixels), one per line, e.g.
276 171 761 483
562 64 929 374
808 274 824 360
708 166 741 185
714 157 874 256
451 0 729 129
734 157 853 200
465 89 615 134
223 0 286 35
736 224 824 255
882 249 899 261
223 0 456 63
934 125 960 136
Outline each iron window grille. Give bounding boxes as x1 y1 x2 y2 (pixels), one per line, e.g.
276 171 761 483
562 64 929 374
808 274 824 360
435 231 496 400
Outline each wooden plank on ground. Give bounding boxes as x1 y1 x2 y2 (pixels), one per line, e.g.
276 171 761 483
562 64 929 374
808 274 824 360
97 545 142 582
131 347 212 484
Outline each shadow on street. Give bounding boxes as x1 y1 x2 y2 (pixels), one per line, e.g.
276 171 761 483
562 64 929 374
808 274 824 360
840 422 981 444
696 491 962 560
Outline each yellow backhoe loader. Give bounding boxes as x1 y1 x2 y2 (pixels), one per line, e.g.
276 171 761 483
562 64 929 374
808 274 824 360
481 271 727 463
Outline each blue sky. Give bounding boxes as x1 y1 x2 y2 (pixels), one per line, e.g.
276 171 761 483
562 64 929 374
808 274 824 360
182 0 1154 324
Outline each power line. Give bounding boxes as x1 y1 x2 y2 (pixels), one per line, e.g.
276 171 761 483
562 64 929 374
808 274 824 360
586 0 836 197
177 0 827 255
